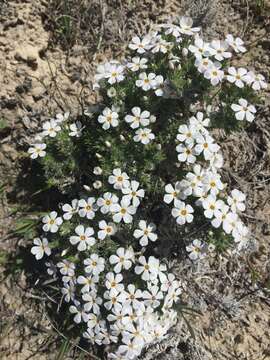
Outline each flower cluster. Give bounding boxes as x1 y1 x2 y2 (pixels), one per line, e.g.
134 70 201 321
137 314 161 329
32 171 181 359
28 14 267 359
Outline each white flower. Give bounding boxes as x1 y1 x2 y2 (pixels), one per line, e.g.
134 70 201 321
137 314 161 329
189 111 210 131
31 237 51 260
109 247 134 273
98 107 119 130
82 291 102 315
70 225 96 251
55 112 70 123
186 239 204 260
61 282 75 302
202 171 224 195
135 256 159 281
108 168 130 190
57 260 75 276
172 200 194 225
195 134 219 160
42 119 61 137
204 62 224 86
209 40 231 61
176 143 196 164
211 201 230 228
202 195 223 219
42 211 63 233
142 285 163 308
195 57 213 74
231 98 256 122
129 35 152 53
104 63 125 84
162 23 182 38
133 128 155 145
223 212 240 235
78 197 97 219
77 274 99 293
93 166 102 175
153 75 164 96
164 183 181 204
118 338 142 359
136 72 156 91
177 124 198 145
225 34 246 53
93 180 102 189
84 254 105 276
124 107 150 129
246 72 267 91
151 36 172 54
227 189 246 212
69 121 83 137
98 220 117 240
188 36 211 58
179 16 200 35
226 67 249 88
133 220 158 247
105 272 124 293
97 192 119 213
69 300 89 324
28 143 46 159
110 198 136 224
62 199 78 220
127 57 148 72
122 180 145 207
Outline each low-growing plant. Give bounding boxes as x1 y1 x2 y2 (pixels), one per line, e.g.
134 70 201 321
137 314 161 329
26 16 267 359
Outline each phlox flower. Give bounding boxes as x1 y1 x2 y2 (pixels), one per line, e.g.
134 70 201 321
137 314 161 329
161 23 182 39
98 220 117 240
163 182 182 204
104 63 125 84
176 143 197 163
225 34 246 53
98 107 119 130
133 220 158 247
109 247 134 273
204 62 224 86
118 338 142 359
57 260 75 276
202 194 223 219
135 256 159 281
209 39 232 61
136 72 156 91
223 212 241 236
177 124 198 145
110 198 136 224
78 197 97 219
42 211 63 233
195 57 213 74
55 112 70 123
124 107 150 129
133 128 155 145
82 291 103 315
108 168 130 190
153 75 164 96
189 111 210 131
69 300 89 324
104 289 127 311
194 134 220 160
171 200 194 225
84 254 105 276
226 67 250 88
142 285 163 308
122 180 145 207
105 272 124 293
151 36 172 54
28 143 46 159
70 225 96 251
31 237 51 260
186 239 204 260
42 119 61 137
188 36 211 58
202 171 224 195
97 192 119 213
129 35 152 54
62 199 78 220
227 189 246 212
245 72 267 91
124 284 143 309
69 121 83 137
127 57 148 72
231 98 256 122
61 282 75 302
77 274 99 293
211 201 230 228
179 16 200 35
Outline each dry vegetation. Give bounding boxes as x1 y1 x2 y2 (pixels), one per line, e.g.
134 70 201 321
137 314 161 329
0 0 270 359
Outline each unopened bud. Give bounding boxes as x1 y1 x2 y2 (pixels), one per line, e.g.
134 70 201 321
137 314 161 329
83 185 91 192
95 153 102 159
182 48 188 57
105 141 111 148
93 180 102 189
93 166 102 175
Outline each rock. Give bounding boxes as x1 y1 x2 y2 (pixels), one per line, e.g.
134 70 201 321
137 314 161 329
14 45 39 69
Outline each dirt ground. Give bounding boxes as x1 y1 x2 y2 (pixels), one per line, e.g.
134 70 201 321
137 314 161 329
0 0 270 359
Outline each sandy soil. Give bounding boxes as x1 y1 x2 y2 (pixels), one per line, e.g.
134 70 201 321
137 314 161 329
0 0 270 359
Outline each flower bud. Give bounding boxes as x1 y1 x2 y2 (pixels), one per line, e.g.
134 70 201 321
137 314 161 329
95 153 102 159
120 135 125 141
107 87 117 98
93 166 102 175
150 115 156 123
93 180 102 189
105 140 111 148
83 185 91 192
182 48 188 57
156 143 162 150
